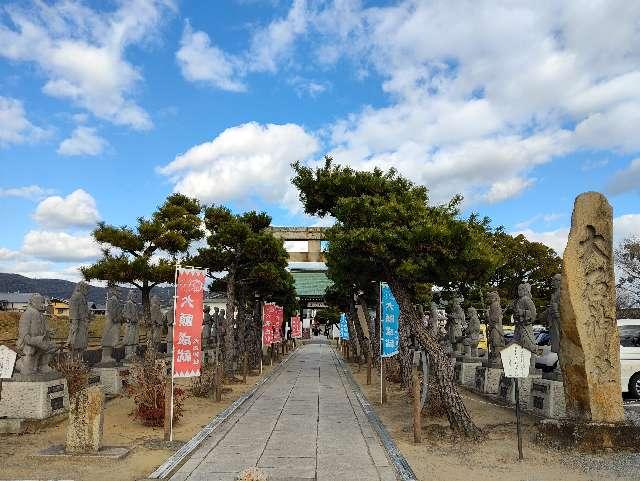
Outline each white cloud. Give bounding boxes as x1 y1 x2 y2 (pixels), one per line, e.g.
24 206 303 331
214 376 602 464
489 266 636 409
0 96 48 146
33 189 101 229
606 158 640 195
0 247 20 260
22 230 100 262
159 122 318 204
186 1 640 206
483 177 535 204
57 126 107 156
0 185 54 200
176 22 246 92
512 228 570 256
0 0 175 130
514 213 640 255
614 214 640 242
288 76 330 98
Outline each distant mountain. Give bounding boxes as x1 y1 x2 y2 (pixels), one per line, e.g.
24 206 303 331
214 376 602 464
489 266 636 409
0 273 174 306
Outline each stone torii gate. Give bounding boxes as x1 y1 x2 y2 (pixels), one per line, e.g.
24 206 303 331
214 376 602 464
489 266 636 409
268 227 328 263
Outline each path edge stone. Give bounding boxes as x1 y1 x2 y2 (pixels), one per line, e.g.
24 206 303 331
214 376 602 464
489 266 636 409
147 351 296 479
334 352 419 481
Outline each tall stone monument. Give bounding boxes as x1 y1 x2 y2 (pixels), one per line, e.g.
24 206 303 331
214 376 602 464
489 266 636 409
559 192 624 423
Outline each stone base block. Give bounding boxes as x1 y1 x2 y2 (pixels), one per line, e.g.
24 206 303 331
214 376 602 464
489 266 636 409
537 419 640 452
498 374 540 409
66 385 104 454
455 362 481 387
202 349 216 364
0 377 69 420
530 379 566 419
92 366 129 395
39 444 131 459
475 366 503 394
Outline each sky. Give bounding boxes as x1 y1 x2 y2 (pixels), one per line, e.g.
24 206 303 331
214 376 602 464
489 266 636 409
1 0 640 281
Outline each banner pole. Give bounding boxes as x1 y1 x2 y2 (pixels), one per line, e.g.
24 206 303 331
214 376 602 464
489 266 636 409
169 264 179 442
379 282 383 405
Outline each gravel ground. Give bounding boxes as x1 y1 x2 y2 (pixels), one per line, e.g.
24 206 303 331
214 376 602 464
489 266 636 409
567 451 640 478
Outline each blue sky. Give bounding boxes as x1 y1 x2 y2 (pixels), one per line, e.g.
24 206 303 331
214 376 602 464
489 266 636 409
1 0 639 280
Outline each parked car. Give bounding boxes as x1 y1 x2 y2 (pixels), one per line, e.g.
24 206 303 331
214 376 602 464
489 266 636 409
534 319 640 398
619 319 640 398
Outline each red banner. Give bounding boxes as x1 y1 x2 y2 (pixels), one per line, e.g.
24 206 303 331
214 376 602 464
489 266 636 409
272 305 283 343
291 316 302 339
172 268 206 378
262 303 276 347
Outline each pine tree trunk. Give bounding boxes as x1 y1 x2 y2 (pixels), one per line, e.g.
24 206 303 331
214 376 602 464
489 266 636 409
371 290 380 367
355 294 372 363
398 312 413 390
224 268 236 375
141 282 153 352
387 278 481 438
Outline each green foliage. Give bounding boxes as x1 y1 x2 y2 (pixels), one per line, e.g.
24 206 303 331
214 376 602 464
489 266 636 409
292 157 500 301
196 206 297 314
314 307 341 325
81 194 203 319
487 230 562 311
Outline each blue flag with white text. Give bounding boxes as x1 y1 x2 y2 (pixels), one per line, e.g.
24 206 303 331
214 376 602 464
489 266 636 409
339 313 350 340
380 282 399 357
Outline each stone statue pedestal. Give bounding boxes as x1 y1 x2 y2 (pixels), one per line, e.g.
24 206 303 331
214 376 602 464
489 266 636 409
66 385 104 454
530 378 566 419
498 373 541 409
0 374 69 422
91 366 128 396
475 366 503 394
455 361 481 387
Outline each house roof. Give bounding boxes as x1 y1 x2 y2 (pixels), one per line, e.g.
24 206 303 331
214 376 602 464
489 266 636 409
291 271 332 298
0 292 37 304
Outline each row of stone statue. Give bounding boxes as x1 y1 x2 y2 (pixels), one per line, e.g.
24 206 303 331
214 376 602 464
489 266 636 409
422 275 561 368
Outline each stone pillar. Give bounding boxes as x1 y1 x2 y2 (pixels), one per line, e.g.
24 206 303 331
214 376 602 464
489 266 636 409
559 192 624 423
66 385 105 454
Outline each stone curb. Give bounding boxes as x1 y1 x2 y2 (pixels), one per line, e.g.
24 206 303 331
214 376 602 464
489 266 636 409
334 352 419 481
147 349 297 479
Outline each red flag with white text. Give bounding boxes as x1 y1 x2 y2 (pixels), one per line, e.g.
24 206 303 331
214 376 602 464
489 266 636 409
291 316 302 339
262 303 276 347
172 268 206 378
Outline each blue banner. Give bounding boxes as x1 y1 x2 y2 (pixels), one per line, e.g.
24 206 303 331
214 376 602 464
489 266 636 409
380 282 399 357
339 313 350 340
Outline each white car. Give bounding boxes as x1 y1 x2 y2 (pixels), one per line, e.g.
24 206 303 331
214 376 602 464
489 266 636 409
619 319 640 398
534 319 640 398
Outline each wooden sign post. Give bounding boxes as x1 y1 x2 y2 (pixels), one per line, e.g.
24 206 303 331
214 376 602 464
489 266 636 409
500 344 532 461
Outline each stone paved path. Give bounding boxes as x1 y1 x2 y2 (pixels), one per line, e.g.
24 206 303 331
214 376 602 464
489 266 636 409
169 340 397 481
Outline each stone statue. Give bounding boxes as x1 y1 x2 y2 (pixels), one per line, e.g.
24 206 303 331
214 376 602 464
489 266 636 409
428 302 441 339
486 291 505 366
448 296 465 355
150 295 163 351
166 306 175 354
559 192 624 423
514 282 537 353
548 273 561 355
464 307 481 358
122 291 139 359
15 294 59 375
100 286 122 364
203 306 212 348
68 281 91 358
